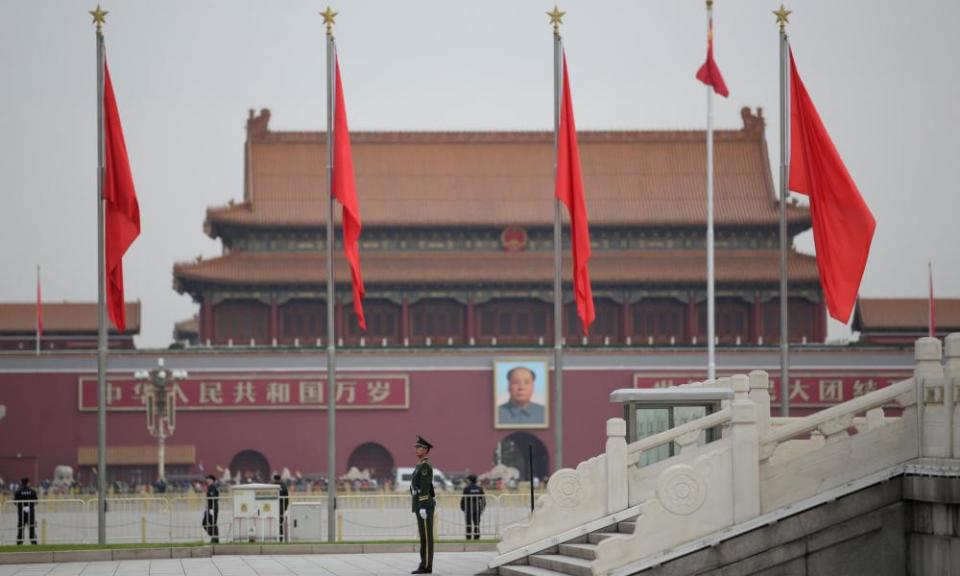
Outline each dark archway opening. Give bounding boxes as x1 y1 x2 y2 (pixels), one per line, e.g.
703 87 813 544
494 432 549 481
229 449 270 484
346 442 395 481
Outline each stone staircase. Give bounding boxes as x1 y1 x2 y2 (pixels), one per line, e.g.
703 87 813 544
489 335 960 576
500 519 637 576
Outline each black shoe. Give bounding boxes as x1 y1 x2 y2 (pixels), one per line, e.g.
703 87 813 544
412 571 431 575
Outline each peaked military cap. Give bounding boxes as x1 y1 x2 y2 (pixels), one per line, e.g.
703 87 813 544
414 435 433 450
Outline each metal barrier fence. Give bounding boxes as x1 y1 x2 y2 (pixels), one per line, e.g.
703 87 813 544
0 499 86 545
0 493 537 545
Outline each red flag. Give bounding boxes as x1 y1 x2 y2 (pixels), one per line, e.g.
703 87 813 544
789 49 875 324
555 54 595 335
695 13 729 97
36 266 42 339
103 59 141 333
332 55 366 331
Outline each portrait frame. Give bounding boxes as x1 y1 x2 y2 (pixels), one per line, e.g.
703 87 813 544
493 358 550 429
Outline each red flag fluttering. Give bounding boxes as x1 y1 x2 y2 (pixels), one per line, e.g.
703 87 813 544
555 54 595 335
332 55 366 331
789 49 875 324
695 12 729 97
103 59 141 333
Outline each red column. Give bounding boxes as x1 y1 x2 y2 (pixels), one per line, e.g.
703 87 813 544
201 298 214 343
401 297 410 342
751 295 762 344
816 300 827 343
621 300 631 344
686 296 697 343
466 297 475 342
335 299 345 342
269 297 279 343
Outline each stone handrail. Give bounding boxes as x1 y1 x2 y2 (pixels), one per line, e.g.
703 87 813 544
626 408 732 466
761 378 915 451
494 336 960 576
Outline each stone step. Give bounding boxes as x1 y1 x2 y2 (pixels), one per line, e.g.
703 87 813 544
618 520 637 533
529 554 594 576
499 565 569 576
588 531 629 545
558 542 599 561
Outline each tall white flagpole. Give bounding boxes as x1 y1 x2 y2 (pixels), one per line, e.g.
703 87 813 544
775 5 792 416
929 260 935 338
549 5 565 472
36 265 41 356
90 3 109 545
706 0 716 381
322 6 338 543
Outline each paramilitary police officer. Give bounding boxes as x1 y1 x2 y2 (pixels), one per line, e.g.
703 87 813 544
459 474 486 540
411 436 435 574
204 474 220 543
14 477 38 545
273 474 289 542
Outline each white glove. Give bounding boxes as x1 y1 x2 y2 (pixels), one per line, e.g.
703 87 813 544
418 508 427 520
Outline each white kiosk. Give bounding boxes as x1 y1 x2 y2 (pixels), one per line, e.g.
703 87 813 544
231 483 281 542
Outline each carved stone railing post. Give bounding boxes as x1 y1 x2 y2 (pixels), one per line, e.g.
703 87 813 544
944 333 960 458
717 377 732 438
915 337 944 458
606 417 628 514
748 370 771 439
730 374 760 523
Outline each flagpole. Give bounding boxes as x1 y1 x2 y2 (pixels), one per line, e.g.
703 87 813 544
549 6 565 472
91 4 109 545
705 0 716 381
929 261 935 338
775 5 791 416
322 6 338 543
36 265 41 356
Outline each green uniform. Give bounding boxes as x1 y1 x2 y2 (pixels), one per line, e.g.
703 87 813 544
411 456 435 572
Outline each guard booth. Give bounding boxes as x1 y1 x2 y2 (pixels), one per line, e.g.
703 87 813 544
610 387 732 467
231 483 281 542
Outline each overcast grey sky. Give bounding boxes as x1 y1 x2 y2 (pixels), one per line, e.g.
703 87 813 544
1 0 957 348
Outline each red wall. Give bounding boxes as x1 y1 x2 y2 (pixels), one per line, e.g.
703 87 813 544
0 347 914 484
0 369 627 482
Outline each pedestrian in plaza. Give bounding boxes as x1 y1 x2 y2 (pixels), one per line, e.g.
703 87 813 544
14 477 38 545
204 474 220 543
459 474 485 540
411 436 435 574
273 473 289 542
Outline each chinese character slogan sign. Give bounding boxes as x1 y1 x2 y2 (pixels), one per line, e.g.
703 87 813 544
78 373 409 411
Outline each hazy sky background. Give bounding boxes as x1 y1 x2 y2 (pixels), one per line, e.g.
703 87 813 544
1 0 957 348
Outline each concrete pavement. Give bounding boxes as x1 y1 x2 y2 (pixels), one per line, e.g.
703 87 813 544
0 553 495 576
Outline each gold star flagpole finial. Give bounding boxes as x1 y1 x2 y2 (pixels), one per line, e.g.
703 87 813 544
773 4 791 33
547 5 565 36
321 6 338 36
89 4 108 32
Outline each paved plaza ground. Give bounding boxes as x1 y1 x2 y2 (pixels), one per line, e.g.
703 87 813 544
0 554 495 576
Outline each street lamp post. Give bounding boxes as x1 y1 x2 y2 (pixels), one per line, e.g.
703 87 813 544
135 359 187 484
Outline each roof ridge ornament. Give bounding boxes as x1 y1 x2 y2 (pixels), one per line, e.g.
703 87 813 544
247 108 272 139
740 107 765 134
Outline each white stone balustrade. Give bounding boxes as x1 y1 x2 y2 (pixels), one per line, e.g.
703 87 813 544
945 334 960 458
492 335 960 576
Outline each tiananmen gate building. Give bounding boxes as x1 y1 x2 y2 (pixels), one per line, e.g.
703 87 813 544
0 107 922 489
